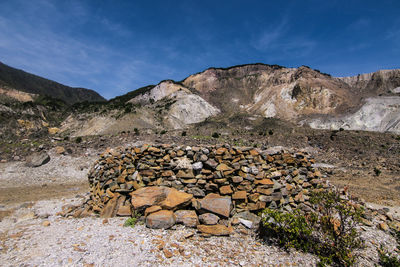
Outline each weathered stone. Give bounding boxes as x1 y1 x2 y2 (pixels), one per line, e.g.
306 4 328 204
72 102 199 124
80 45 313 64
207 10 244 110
55 146 66 154
197 224 233 236
144 205 162 216
255 179 274 186
130 186 193 210
216 163 231 171
232 191 247 200
219 185 233 195
176 169 195 179
146 210 176 229
232 176 243 183
204 159 218 169
26 152 50 167
192 162 203 171
101 197 118 218
117 205 131 216
199 213 220 225
187 187 205 197
199 193 232 218
175 210 199 227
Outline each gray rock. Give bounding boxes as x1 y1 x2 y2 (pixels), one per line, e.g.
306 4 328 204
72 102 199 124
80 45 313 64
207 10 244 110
26 152 50 167
146 210 176 229
199 213 220 225
192 162 203 171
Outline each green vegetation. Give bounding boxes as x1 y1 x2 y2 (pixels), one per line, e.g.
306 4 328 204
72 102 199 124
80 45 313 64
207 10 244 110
374 167 381 176
75 136 82 143
160 130 167 135
378 245 400 267
181 131 187 136
259 190 364 266
123 211 142 228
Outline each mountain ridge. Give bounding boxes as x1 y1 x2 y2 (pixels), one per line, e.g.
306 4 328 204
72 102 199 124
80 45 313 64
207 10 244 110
0 61 105 104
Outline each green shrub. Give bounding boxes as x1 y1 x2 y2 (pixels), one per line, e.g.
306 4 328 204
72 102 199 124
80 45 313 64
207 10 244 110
75 136 82 143
374 167 381 176
181 131 187 136
123 211 142 228
378 245 400 267
134 128 139 135
259 189 364 266
268 129 274 135
160 130 167 135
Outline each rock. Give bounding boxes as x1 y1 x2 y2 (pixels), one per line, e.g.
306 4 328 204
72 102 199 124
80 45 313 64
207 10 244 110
42 220 51 227
174 210 199 227
101 197 118 218
216 163 231 171
116 205 131 217
145 206 162 216
199 213 220 225
192 162 203 171
197 224 233 236
146 210 176 229
219 185 233 195
199 193 232 218
48 127 60 134
378 222 389 231
130 186 193 210
163 248 173 258
55 146 66 154
204 159 218 169
26 152 50 167
232 191 247 200
238 218 253 228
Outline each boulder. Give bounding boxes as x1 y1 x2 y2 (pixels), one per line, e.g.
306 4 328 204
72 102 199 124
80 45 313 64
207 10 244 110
199 213 219 225
175 210 199 227
130 186 193 210
26 152 50 167
146 210 176 229
199 193 232 218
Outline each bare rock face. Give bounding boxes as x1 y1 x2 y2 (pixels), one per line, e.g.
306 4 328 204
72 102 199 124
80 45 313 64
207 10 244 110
146 210 176 229
130 186 193 211
25 151 50 167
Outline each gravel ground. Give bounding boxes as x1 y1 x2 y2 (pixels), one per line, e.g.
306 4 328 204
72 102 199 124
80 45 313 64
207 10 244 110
0 196 399 267
0 196 320 267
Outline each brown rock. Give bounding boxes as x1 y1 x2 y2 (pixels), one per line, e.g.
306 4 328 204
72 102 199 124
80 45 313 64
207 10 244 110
174 210 199 228
130 186 193 210
199 193 232 218
254 179 274 186
117 205 132 217
101 197 118 218
216 163 231 171
145 205 162 216
219 185 233 195
42 220 51 226
232 176 243 183
197 224 233 236
176 170 195 179
163 248 173 258
162 170 174 177
55 146 66 154
232 191 247 200
146 210 176 229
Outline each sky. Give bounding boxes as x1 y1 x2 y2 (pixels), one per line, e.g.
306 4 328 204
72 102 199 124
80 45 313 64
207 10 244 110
0 0 399 99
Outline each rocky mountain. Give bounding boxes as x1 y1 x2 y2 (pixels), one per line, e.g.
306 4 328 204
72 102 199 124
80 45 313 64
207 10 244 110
120 64 400 133
0 62 105 104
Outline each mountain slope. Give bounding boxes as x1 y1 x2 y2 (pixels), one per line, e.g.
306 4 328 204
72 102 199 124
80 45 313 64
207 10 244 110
0 62 105 104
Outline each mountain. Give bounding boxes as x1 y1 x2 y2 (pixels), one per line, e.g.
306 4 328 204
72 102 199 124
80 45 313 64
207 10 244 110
0 62 105 104
54 64 400 136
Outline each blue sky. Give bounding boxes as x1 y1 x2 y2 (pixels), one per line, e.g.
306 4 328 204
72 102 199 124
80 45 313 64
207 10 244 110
0 0 399 99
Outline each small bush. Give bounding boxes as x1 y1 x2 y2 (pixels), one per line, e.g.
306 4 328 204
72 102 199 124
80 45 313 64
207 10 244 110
212 132 220 138
160 130 167 135
181 131 187 136
75 137 82 143
374 167 381 176
134 128 139 135
259 189 364 266
123 211 142 228
268 129 274 135
378 245 400 267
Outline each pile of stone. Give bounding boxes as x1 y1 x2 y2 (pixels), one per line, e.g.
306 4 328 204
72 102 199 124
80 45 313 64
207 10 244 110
64 144 330 234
